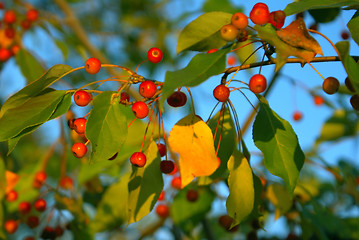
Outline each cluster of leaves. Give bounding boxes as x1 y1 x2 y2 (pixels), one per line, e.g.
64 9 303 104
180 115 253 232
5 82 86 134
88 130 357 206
0 0 359 240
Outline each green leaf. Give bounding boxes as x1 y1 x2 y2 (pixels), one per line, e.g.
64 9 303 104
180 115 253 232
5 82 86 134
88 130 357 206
86 91 128 162
266 183 292 219
0 156 5 198
15 48 45 83
284 0 359 16
0 64 73 118
171 187 215 234
177 12 232 54
336 41 359 95
161 48 229 109
54 38 69 60
252 97 304 194
0 90 68 142
226 151 254 227
347 11 359 46
127 142 163 224
202 0 239 13
91 173 129 232
308 8 340 23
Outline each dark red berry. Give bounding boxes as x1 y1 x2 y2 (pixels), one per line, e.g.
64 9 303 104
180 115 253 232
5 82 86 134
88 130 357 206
167 91 187 107
322 77 339 95
160 160 175 174
157 143 166 157
186 189 199 202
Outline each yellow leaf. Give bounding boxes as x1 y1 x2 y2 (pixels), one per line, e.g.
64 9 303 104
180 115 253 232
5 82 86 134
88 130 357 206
168 114 218 188
266 183 292 220
5 170 19 194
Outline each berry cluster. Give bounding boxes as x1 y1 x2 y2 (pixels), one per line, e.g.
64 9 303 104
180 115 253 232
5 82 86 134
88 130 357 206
0 3 39 62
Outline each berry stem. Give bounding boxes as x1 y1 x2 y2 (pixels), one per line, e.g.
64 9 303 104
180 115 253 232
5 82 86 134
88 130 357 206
127 117 137 128
134 59 149 73
100 64 134 75
185 87 196 115
307 62 326 81
139 105 156 152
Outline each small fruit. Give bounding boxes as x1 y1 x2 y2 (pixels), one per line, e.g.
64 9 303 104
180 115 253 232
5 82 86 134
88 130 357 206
167 91 187 107
160 160 175 174
54 226 64 237
186 189 199 202
313 95 324 106
4 10 16 24
5 27 15 39
11 45 20 55
218 215 238 232
268 10 286 28
74 90 92 107
322 77 339 95
249 74 267 93
26 216 39 228
237 28 249 42
345 77 355 92
19 201 32 214
6 190 18 202
292 111 302 121
21 19 32 30
147 47 163 63
41 226 56 239
120 92 130 102
59 176 74 189
227 55 237 66
169 162 178 175
132 101 149 119
207 49 218 54
24 236 35 240
341 30 350 40
130 152 146 167
139 80 157 98
156 204 169 218
231 12 248 29
158 191 165 201
0 48 12 62
34 198 47 212
220 24 238 42
350 94 359 111
4 220 18 234
33 171 47 188
157 143 167 157
26 9 39 22
73 118 87 134
213 84 230 102
72 142 87 158
250 3 270 25
171 176 181 189
85 57 101 74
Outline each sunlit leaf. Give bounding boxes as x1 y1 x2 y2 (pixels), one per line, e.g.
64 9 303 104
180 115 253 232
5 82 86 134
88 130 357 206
177 12 232 54
86 91 128 162
347 11 359 46
15 48 45 83
226 151 254 226
266 183 292 220
252 97 304 194
168 114 219 188
127 142 163 224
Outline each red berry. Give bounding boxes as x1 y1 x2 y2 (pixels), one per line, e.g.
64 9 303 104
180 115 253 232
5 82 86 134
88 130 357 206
26 216 39 228
157 143 167 157
292 111 303 121
11 45 20 55
19 201 32 214
24 237 35 240
34 198 47 212
313 95 324 106
6 190 18 202
0 48 12 62
249 74 267 93
59 176 74 189
218 215 238 232
54 226 64 237
73 118 87 134
130 152 147 167
33 171 47 188
21 19 32 30
26 9 39 22
169 162 178 175
160 160 175 174
5 27 15 39
41 226 56 239
268 10 286 28
171 176 182 189
227 55 237 66
85 57 101 74
147 47 163 63
158 191 165 201
322 77 339 95
74 90 92 107
0 2 4 9
139 80 157 98
186 189 199 202
213 84 230 102
120 92 130 102
167 91 187 107
132 101 149 119
72 142 87 158
207 49 218 54
4 220 18 234
350 94 359 111
220 24 238 42
156 204 169 218
341 30 350 40
231 12 248 29
250 3 270 25
4 10 16 24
